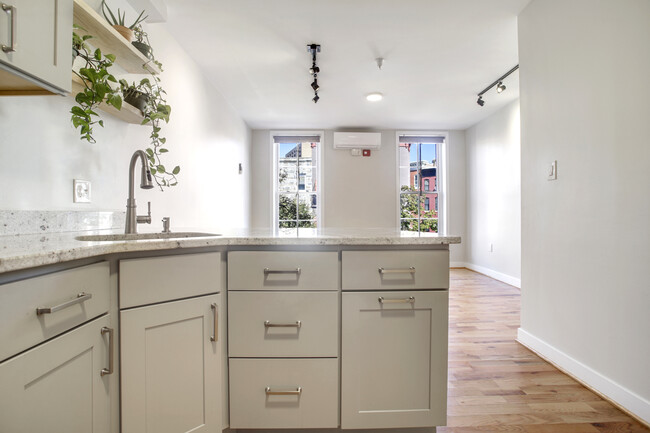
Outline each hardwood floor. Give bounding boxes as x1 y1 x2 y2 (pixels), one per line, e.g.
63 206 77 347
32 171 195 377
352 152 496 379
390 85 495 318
442 269 649 433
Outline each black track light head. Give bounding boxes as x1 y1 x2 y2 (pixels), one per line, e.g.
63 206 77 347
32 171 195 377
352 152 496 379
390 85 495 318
313 93 320 103
497 81 506 93
309 65 320 75
311 80 319 92
477 96 485 106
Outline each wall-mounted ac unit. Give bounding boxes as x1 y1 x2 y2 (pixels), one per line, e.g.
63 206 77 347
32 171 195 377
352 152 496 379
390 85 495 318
332 132 381 149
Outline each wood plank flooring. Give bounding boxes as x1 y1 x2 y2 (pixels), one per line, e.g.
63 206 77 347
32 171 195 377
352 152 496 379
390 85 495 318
441 269 649 433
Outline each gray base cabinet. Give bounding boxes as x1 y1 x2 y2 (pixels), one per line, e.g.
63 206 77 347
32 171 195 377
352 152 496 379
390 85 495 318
341 291 449 429
0 314 112 433
120 294 222 433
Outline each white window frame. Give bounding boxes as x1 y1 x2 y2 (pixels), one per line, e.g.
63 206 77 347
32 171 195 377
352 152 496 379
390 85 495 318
270 130 325 234
395 131 448 234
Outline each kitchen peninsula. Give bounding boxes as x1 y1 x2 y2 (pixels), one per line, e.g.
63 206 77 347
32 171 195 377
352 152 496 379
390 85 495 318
0 227 459 433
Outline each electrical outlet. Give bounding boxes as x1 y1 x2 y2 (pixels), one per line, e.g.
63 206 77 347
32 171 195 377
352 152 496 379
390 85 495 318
73 179 91 203
547 160 557 180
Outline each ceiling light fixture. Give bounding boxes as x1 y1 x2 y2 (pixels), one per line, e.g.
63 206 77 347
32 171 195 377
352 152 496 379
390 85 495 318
476 64 518 107
376 57 384 70
307 43 321 103
366 92 383 102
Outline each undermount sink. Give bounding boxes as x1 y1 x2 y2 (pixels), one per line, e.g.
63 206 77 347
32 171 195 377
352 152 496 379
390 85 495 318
75 232 221 242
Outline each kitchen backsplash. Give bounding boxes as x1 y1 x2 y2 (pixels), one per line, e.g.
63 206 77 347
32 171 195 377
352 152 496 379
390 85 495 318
0 210 125 235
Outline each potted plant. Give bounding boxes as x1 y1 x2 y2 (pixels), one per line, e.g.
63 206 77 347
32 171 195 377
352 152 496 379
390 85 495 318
70 30 122 143
101 0 147 42
120 70 179 189
132 25 153 60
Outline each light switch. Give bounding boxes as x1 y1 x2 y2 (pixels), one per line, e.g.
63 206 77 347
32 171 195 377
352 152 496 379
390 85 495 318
547 160 557 181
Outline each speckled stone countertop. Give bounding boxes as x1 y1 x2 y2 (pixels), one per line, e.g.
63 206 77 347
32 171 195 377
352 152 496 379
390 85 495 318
0 228 461 274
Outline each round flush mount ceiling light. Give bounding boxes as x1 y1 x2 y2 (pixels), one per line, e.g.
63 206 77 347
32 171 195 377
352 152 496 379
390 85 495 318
366 92 383 102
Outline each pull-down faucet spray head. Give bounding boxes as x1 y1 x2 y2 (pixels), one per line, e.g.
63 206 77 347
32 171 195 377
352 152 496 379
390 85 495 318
141 164 154 189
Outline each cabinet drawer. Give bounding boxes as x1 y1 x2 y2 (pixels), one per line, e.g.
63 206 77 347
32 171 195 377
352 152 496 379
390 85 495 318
229 358 339 429
342 250 449 290
120 252 222 308
229 291 338 357
0 262 110 361
228 251 338 291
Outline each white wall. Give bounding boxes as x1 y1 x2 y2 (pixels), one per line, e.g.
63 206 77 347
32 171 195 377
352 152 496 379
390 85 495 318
0 1 251 229
464 100 521 286
518 0 650 423
250 129 467 263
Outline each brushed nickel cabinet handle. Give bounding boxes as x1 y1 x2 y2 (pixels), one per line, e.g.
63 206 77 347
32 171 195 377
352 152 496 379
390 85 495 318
378 267 416 274
263 267 301 275
265 386 302 396
210 303 218 342
36 292 92 315
264 320 301 328
1 3 16 53
378 296 415 304
100 327 114 376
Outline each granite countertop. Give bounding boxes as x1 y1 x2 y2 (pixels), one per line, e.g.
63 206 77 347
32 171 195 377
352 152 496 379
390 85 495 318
0 227 461 274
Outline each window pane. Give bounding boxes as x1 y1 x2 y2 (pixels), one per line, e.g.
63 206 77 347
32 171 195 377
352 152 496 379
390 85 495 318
279 194 297 221
278 165 296 193
298 225 318 237
297 193 316 222
400 193 422 221
400 218 419 232
420 219 438 233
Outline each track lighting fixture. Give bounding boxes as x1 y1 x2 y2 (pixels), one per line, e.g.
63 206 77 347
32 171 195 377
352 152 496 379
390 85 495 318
307 43 321 103
476 64 518 107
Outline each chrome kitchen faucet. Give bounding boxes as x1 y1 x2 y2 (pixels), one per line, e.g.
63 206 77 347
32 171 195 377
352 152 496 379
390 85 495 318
125 150 153 234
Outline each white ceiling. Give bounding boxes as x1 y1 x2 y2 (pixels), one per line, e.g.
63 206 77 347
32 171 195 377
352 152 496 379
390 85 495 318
163 0 530 130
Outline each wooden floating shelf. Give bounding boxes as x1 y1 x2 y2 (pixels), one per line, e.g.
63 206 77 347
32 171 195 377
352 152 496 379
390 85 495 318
71 75 144 124
73 0 161 75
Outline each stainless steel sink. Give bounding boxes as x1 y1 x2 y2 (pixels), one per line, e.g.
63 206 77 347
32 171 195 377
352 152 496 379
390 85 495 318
75 232 221 242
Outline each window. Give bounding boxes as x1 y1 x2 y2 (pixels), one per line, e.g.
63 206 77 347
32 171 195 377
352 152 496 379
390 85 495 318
273 133 322 235
398 134 444 233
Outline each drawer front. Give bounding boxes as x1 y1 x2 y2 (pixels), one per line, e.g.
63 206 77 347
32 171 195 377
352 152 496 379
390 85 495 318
229 358 339 429
342 250 449 290
229 291 338 357
228 251 338 291
0 262 110 361
120 252 222 308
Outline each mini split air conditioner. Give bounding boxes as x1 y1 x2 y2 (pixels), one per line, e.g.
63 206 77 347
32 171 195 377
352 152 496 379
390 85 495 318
332 132 381 149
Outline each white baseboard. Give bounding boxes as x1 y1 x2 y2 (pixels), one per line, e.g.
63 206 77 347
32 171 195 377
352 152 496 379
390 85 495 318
462 262 521 288
517 328 650 425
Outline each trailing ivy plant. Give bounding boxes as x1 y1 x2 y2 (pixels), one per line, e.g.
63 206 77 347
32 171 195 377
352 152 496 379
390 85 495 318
71 30 122 143
120 70 179 189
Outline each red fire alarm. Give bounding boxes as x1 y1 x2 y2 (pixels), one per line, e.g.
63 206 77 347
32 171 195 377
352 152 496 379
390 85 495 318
362 149 371 157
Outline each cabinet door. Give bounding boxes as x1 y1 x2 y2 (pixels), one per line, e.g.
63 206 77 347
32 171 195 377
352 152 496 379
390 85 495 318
121 294 222 433
341 291 448 429
0 0 73 93
0 315 112 433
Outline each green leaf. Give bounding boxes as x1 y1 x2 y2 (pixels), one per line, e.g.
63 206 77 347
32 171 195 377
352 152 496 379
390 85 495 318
71 106 86 116
172 166 180 175
159 148 168 153
105 53 116 62
157 165 165 173
145 148 154 157
98 120 104 127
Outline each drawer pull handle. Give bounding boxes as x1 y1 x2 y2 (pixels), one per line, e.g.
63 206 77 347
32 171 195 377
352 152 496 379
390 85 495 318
36 292 92 315
378 296 415 304
100 327 114 376
264 267 301 275
210 303 218 342
264 320 302 328
378 266 416 274
265 386 302 396
1 3 17 53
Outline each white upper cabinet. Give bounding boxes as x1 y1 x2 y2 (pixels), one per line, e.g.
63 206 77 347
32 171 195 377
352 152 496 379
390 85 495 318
0 0 73 94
